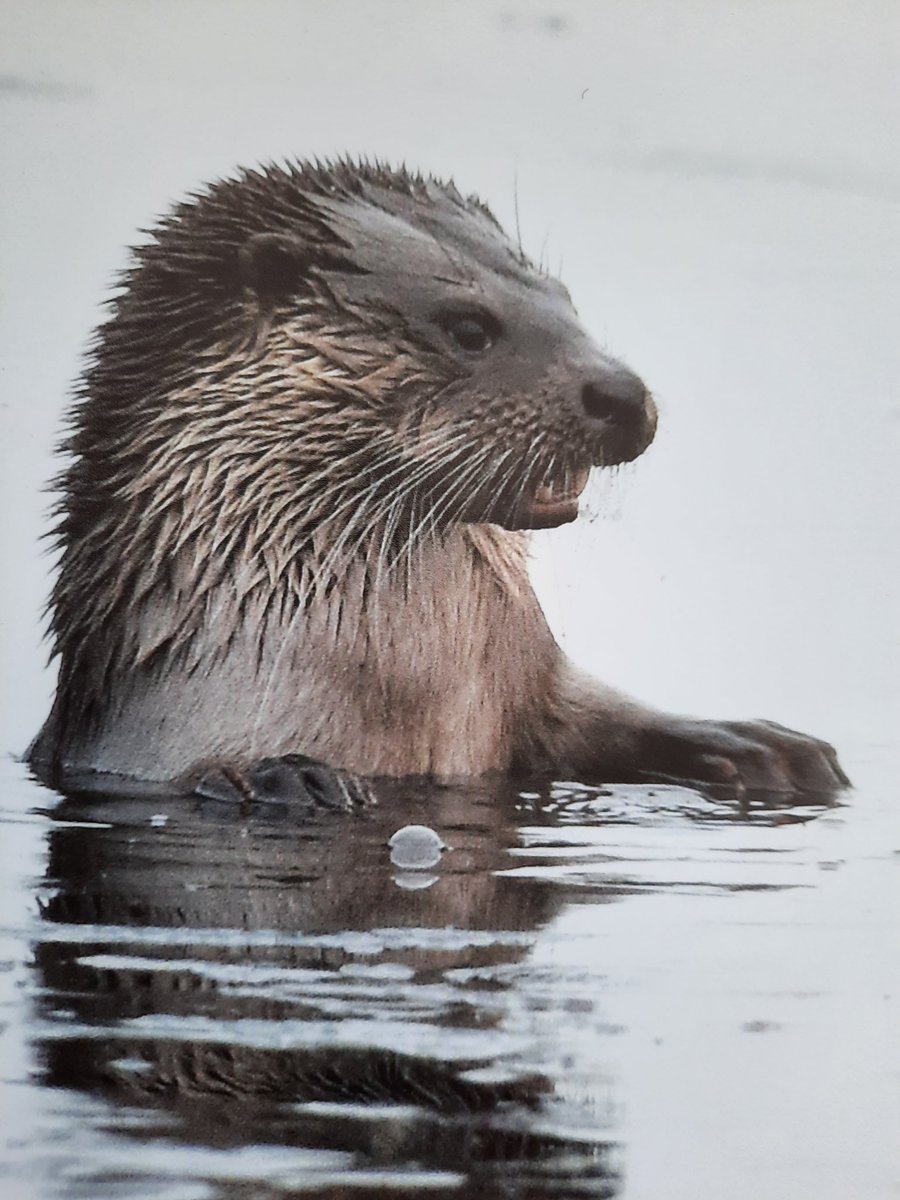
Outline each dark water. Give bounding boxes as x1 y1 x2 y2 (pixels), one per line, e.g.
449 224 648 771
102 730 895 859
3 752 896 1199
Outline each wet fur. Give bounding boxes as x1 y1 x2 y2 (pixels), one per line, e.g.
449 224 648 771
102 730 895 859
30 159 847 797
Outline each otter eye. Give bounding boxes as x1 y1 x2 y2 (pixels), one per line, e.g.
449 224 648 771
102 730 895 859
440 311 501 353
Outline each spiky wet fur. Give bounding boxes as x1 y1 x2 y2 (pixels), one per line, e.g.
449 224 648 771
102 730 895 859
33 158 652 786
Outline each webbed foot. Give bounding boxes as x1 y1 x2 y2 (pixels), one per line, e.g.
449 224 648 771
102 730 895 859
192 754 376 812
636 717 849 798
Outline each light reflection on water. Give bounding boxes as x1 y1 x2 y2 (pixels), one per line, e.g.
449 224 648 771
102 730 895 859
2 757 879 1200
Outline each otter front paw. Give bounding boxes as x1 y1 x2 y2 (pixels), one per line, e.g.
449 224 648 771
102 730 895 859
638 718 849 797
193 754 375 811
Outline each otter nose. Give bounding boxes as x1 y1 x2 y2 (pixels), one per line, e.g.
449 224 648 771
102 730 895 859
575 363 656 464
580 369 649 430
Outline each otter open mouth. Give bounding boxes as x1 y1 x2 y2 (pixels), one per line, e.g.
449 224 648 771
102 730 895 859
518 465 592 530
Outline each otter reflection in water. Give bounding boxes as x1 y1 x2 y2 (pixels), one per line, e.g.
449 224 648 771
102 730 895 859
34 777 835 1194
35 780 621 1195
28 159 847 804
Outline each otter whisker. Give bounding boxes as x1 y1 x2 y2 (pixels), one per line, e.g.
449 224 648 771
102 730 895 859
392 431 485 573
31 156 687 795
401 428 489 542
349 429 476 591
373 431 476 593
373 431 479 575
298 427 455 553
400 439 498 575
304 426 476 598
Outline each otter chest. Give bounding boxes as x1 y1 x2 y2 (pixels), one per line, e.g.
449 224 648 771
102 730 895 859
318 574 549 777
265 533 555 777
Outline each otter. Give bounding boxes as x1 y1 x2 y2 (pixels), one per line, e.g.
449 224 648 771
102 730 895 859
28 159 847 805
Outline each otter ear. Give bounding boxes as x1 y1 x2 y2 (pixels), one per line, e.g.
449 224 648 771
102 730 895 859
238 232 311 303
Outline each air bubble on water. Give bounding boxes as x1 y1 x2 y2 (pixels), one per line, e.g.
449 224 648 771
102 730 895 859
388 824 449 869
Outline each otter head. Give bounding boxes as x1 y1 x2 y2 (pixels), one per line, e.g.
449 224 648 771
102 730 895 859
55 160 657 686
229 163 657 537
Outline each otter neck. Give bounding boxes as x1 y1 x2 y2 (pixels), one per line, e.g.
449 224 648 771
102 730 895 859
65 524 560 781
243 523 557 777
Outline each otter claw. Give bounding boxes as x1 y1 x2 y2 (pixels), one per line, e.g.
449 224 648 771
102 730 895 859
249 754 374 810
194 755 375 811
638 718 849 798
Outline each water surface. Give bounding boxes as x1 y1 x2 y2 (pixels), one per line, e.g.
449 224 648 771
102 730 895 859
2 756 896 1198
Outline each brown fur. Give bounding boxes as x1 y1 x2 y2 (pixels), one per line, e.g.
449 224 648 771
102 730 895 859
29 159 847 798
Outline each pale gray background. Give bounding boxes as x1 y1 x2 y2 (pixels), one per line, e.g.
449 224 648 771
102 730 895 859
0 4 898 1197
